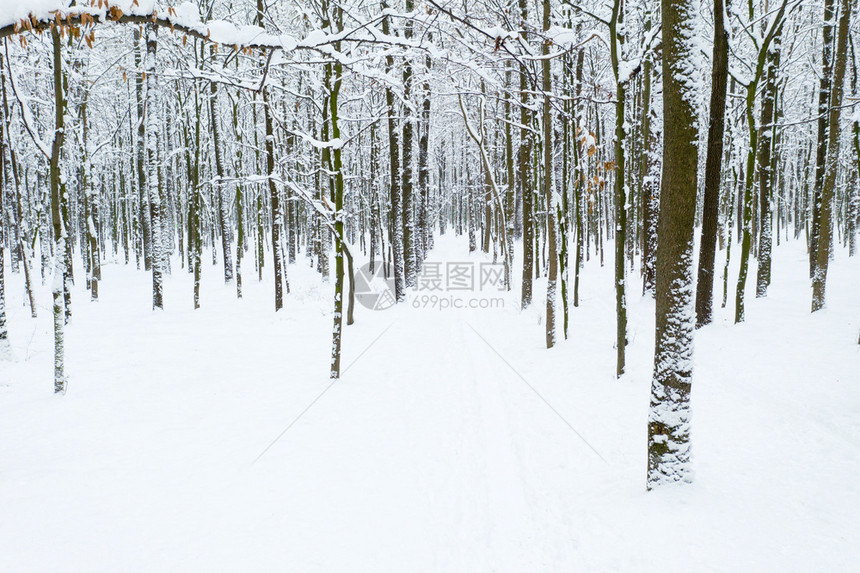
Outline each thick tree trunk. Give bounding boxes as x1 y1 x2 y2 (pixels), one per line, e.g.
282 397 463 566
647 0 700 489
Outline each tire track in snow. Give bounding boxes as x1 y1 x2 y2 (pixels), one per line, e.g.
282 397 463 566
452 315 538 570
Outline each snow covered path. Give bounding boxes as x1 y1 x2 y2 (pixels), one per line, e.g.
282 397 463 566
1 237 859 571
245 310 607 571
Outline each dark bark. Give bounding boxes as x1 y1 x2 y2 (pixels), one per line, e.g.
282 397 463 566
610 0 627 375
809 0 836 278
648 0 699 489
812 0 851 311
134 28 152 272
542 0 557 348
209 79 234 284
401 0 416 288
755 31 782 298
695 0 729 326
382 3 405 302
519 0 533 309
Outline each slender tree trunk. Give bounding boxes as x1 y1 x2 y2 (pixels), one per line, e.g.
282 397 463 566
81 90 101 301
755 30 782 298
542 0 558 348
418 55 432 265
382 3 405 302
0 152 7 358
209 79 234 284
519 0 533 309
810 0 836 278
264 89 284 311
255 0 283 310
849 37 859 257
191 85 202 310
328 1 346 378
0 62 36 317
232 88 244 297
574 46 585 306
695 0 728 326
146 24 163 310
0 231 7 359
401 0 416 288
812 0 851 311
610 0 627 375
134 28 152 272
734 2 790 323
640 15 659 297
559 63 571 339
505 61 516 289
50 25 67 393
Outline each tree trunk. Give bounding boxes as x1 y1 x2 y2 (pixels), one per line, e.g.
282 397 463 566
755 29 782 298
209 79 234 284
146 24 163 310
50 25 67 393
519 0 533 309
574 46 585 306
0 155 7 358
809 0 836 278
542 0 558 348
849 38 859 257
647 0 700 489
610 0 627 375
328 1 346 378
695 0 728 326
812 0 851 311
191 86 202 310
418 52 432 264
134 28 152 272
382 3 405 302
734 2 789 323
401 0 416 288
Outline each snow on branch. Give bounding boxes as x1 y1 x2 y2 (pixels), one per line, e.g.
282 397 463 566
0 0 408 57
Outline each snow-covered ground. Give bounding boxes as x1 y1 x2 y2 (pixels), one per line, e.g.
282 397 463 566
1 236 858 571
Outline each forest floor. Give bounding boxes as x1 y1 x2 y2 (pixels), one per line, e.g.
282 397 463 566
1 235 859 572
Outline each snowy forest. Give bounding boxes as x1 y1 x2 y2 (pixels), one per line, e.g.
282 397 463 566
0 0 858 570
